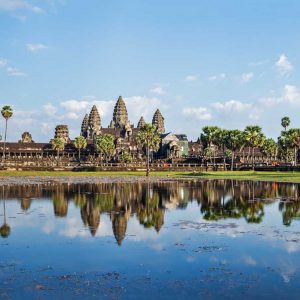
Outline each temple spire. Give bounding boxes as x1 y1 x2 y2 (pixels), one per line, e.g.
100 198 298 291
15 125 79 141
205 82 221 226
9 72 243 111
137 116 145 129
110 96 129 128
87 105 101 139
81 114 89 138
152 109 165 133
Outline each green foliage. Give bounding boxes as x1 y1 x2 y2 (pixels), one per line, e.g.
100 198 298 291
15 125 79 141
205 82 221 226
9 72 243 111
1 105 13 120
74 136 87 150
51 138 65 152
200 126 220 148
261 138 277 158
119 150 133 163
281 116 291 131
95 134 115 161
244 125 265 148
136 123 161 152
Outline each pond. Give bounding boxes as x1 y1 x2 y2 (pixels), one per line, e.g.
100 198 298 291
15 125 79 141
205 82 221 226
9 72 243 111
0 180 300 299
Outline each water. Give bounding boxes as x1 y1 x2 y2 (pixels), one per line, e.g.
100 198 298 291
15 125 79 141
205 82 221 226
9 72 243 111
0 180 300 299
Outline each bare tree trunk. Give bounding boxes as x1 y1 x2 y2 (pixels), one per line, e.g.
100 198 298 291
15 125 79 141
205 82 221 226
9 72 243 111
231 151 234 171
294 146 297 166
146 142 150 177
2 119 7 165
252 147 255 170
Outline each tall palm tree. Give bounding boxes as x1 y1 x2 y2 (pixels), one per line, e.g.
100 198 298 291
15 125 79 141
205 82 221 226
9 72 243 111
95 134 115 163
225 129 244 171
200 126 220 168
215 128 228 170
244 125 265 169
286 128 300 166
261 138 277 165
1 105 13 163
136 123 161 176
51 138 65 159
0 201 10 238
281 116 291 131
73 135 87 163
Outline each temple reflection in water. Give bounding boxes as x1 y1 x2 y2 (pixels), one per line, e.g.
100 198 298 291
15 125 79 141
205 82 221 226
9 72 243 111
1 180 300 243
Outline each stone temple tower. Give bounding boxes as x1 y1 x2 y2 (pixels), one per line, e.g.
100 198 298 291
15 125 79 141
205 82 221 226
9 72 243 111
81 114 89 138
152 109 165 133
86 105 101 139
137 116 145 129
110 96 129 129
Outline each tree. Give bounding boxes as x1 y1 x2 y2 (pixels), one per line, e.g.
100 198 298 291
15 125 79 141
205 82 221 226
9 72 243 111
281 116 290 131
1 105 13 164
51 138 65 159
215 128 228 170
95 134 115 163
136 123 161 176
74 135 87 162
119 150 133 163
261 138 277 165
200 126 220 167
225 130 244 171
286 128 300 166
0 201 10 238
244 125 265 169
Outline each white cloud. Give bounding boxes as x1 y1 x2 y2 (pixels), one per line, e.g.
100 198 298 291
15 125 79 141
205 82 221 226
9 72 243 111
208 73 226 81
211 100 252 112
185 75 197 82
26 43 47 53
241 72 254 83
6 66 26 76
182 107 212 121
43 103 57 117
276 54 293 75
0 59 8 67
259 84 300 107
150 85 166 95
0 0 43 13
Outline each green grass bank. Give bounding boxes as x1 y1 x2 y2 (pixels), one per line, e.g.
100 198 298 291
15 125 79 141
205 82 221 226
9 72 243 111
1 170 300 183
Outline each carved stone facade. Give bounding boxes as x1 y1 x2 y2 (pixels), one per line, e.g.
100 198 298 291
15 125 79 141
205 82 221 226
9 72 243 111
19 132 34 143
152 109 165 133
87 105 101 139
109 96 129 129
54 125 69 143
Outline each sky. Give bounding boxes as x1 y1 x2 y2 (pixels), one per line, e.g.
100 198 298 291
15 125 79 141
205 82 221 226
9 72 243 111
0 0 300 142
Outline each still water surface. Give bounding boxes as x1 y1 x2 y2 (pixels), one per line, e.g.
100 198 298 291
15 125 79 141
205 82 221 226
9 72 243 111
0 180 300 299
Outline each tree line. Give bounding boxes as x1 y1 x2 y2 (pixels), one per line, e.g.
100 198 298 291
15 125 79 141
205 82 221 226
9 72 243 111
200 116 300 170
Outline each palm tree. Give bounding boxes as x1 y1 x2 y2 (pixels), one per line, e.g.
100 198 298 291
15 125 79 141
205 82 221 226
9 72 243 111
281 116 291 131
73 135 87 163
1 105 13 164
51 138 65 159
200 126 220 168
215 128 228 170
261 138 277 165
225 129 244 171
95 134 115 163
244 125 265 169
286 128 300 166
136 123 161 176
0 201 10 238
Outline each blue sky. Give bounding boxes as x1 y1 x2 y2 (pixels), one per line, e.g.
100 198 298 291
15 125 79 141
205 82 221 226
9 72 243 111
0 0 300 141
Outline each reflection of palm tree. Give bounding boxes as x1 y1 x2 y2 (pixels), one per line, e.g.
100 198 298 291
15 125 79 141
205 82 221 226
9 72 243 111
20 198 32 211
53 193 68 217
0 201 10 238
81 200 100 236
279 200 300 226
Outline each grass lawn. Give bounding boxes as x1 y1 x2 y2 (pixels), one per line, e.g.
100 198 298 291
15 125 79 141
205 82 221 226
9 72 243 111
1 170 300 183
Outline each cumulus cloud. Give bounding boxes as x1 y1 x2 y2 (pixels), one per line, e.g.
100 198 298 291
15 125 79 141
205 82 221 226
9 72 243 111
241 72 254 83
0 0 43 13
150 85 166 95
208 73 226 81
185 75 197 82
26 43 47 53
182 107 212 121
211 100 252 112
259 85 300 107
276 54 293 75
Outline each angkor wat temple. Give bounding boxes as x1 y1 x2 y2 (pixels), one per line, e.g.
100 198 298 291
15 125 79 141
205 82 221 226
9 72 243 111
0 96 205 170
